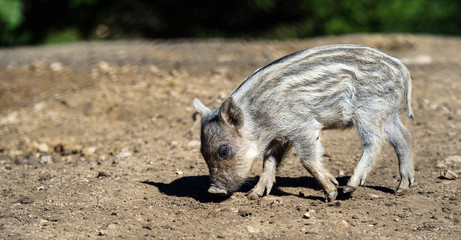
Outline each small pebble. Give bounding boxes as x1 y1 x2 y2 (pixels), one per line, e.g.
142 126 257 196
96 171 110 178
39 155 53 164
246 226 259 234
367 193 381 199
440 169 458 180
187 140 201 148
38 218 49 225
338 170 345 177
20 197 33 204
37 143 49 153
82 147 96 157
98 61 112 73
436 162 447 169
117 148 132 158
303 212 311 219
50 62 63 71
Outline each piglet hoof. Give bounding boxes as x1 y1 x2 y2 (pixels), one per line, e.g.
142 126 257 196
208 185 228 196
325 190 338 202
343 185 357 194
395 187 408 196
247 192 261 200
329 176 339 186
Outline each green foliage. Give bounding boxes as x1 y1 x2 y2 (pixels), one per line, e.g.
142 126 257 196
44 28 81 45
68 0 99 8
263 0 461 38
249 0 277 11
0 0 24 45
0 0 23 30
1 0 461 46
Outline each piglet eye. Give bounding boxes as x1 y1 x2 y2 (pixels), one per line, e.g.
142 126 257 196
217 144 233 159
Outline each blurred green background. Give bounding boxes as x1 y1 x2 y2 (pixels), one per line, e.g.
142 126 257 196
1 0 460 46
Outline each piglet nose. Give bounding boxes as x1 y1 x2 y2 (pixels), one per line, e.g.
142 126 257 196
208 183 227 196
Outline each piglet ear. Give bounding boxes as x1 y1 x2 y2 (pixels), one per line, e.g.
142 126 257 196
194 98 211 117
219 97 244 130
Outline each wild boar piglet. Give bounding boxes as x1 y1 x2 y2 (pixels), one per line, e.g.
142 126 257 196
194 44 414 201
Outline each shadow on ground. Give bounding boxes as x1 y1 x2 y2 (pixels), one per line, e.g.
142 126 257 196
141 176 220 203
141 175 395 203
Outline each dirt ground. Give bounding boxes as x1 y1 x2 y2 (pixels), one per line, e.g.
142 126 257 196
0 34 460 239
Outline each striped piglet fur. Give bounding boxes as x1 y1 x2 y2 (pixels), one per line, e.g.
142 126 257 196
194 44 414 201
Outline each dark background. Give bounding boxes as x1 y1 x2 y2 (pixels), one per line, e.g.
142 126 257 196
1 0 461 46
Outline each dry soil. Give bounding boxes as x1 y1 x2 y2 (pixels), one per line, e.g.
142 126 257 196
0 34 460 239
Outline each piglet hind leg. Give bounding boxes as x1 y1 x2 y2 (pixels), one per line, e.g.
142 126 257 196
294 134 339 202
384 113 415 194
344 120 385 194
